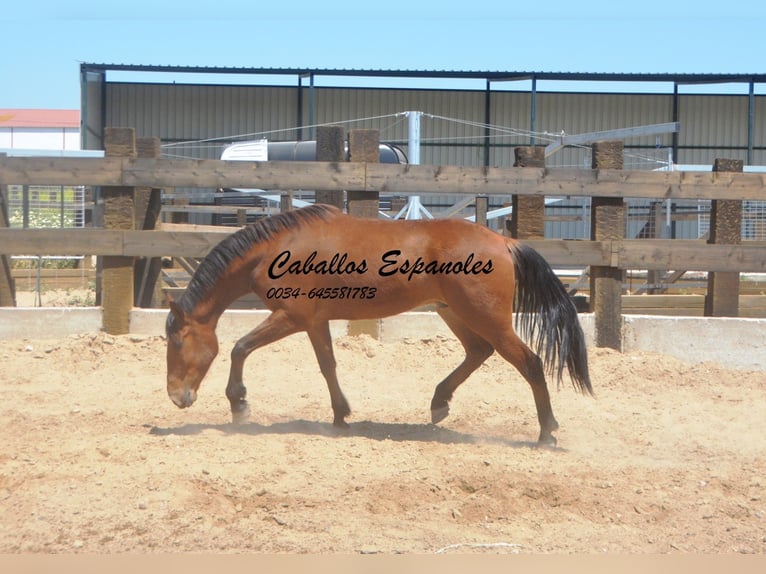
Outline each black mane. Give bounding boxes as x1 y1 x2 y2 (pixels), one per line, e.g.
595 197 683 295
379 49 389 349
166 204 339 334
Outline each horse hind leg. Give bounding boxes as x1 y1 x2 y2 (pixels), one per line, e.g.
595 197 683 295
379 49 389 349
431 306 494 424
491 329 559 446
306 322 351 429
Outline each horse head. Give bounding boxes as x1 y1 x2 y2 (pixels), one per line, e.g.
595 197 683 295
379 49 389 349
165 299 219 409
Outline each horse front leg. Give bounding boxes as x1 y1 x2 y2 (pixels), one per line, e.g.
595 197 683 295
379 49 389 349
226 358 250 425
226 310 300 424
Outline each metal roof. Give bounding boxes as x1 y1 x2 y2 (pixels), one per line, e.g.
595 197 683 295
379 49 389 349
80 63 766 85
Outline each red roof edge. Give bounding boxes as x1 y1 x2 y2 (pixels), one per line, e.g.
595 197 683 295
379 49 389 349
0 109 80 129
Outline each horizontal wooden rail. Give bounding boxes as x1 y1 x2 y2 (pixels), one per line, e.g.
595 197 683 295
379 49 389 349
616 239 766 271
2 228 766 272
2 156 766 200
0 228 225 259
162 204 278 215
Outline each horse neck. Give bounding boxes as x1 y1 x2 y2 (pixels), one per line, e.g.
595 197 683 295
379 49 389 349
186 249 264 328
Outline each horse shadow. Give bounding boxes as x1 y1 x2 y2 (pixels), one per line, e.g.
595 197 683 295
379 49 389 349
147 418 559 450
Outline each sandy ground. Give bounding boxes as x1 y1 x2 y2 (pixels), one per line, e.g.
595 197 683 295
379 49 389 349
0 316 765 554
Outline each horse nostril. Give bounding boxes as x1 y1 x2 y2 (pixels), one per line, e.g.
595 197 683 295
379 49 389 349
182 389 194 408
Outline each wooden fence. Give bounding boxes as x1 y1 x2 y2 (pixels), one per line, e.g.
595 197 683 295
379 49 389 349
1 128 766 349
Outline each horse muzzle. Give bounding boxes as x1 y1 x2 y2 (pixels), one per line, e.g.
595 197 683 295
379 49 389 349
168 388 197 409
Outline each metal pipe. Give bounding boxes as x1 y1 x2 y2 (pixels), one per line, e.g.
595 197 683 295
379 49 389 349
672 82 679 164
747 79 755 165
408 110 421 165
394 112 432 219
530 76 537 146
297 75 304 141
308 73 315 140
484 79 491 166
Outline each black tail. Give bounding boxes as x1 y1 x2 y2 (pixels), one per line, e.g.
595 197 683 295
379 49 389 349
508 242 593 395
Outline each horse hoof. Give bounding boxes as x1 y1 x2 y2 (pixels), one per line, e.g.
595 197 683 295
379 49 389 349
431 405 450 425
231 403 251 425
536 434 557 448
332 419 350 431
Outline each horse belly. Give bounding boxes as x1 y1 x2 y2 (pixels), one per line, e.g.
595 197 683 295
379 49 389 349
330 280 438 320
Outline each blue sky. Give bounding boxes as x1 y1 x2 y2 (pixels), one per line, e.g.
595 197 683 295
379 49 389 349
2 0 764 110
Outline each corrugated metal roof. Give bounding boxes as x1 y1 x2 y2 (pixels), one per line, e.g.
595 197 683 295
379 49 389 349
0 109 79 128
81 64 766 85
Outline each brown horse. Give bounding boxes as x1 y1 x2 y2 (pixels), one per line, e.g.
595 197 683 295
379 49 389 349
165 204 592 445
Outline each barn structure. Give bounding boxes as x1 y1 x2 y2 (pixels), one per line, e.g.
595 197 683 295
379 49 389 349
0 109 80 152
79 66 766 166
79 65 766 239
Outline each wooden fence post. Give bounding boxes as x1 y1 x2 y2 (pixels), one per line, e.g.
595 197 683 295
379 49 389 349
169 196 188 224
347 129 380 339
705 158 743 317
645 201 666 294
347 129 380 218
508 146 545 239
133 137 164 308
475 196 488 227
102 127 136 334
0 153 15 306
279 192 293 213
315 126 345 209
589 141 625 350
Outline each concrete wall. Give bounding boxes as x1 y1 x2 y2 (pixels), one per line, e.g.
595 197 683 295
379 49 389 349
1 308 764 371
622 315 766 371
0 307 102 339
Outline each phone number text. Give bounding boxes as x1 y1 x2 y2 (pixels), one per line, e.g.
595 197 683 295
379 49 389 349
265 286 378 300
